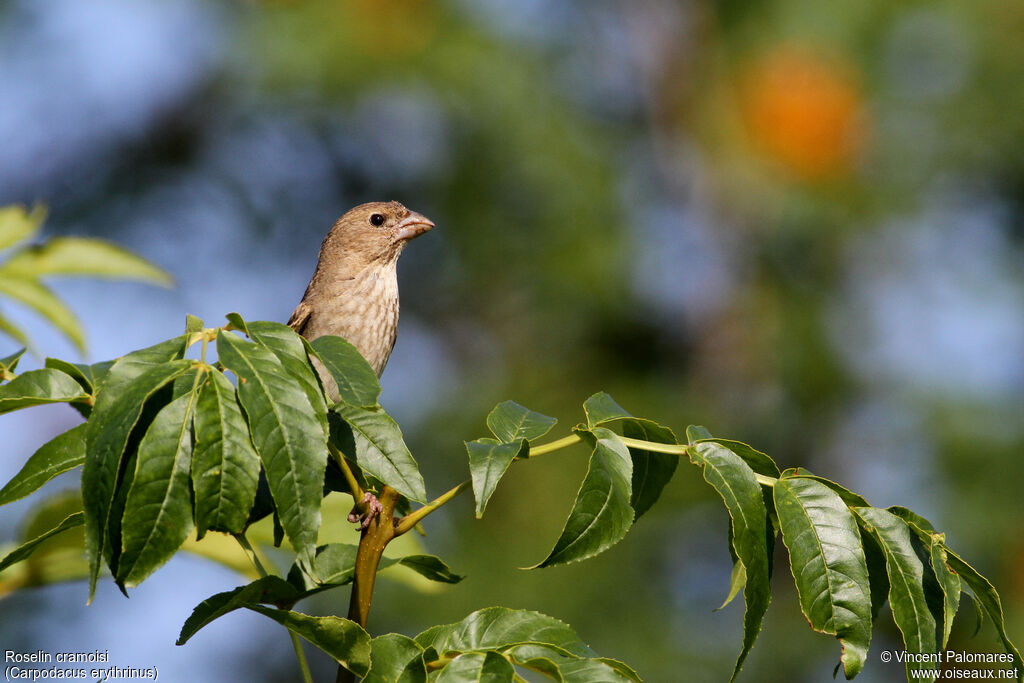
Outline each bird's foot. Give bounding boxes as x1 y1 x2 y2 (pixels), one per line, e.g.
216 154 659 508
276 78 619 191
348 491 383 530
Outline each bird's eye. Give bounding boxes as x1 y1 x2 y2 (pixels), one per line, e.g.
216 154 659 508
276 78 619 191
369 213 385 226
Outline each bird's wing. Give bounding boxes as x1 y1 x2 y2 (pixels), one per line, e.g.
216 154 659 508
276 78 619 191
287 300 313 335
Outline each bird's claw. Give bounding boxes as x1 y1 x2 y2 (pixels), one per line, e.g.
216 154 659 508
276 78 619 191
348 491 383 530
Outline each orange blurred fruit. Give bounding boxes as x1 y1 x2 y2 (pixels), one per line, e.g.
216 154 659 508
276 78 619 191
740 46 864 180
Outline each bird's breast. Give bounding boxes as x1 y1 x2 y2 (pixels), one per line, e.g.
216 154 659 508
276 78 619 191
308 265 400 377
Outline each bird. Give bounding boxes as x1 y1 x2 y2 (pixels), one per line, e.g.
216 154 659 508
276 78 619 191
288 201 433 528
288 201 434 386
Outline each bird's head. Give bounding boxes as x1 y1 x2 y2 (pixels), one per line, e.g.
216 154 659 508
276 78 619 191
325 200 434 268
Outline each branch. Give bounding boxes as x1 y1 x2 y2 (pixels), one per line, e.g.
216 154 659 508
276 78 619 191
394 480 471 537
337 486 402 683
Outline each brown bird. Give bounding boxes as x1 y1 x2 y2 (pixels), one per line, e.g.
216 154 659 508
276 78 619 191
289 200 434 386
290 201 433 528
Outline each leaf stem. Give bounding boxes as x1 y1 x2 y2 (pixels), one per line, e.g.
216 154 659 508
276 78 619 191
185 327 218 350
235 534 313 683
328 442 366 503
288 633 314 683
396 432 779 537
187 361 208 395
617 436 779 487
617 436 689 454
426 656 455 671
526 433 582 456
392 433 586 534
234 533 270 578
394 480 472 537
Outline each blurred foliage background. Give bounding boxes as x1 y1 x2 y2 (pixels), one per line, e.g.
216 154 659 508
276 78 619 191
1 0 1022 681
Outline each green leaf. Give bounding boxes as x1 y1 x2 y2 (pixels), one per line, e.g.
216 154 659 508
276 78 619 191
85 359 116 390
309 335 382 408
0 368 89 414
0 491 87 596
853 507 938 681
0 512 84 573
510 645 641 683
46 358 113 419
0 275 86 351
887 505 936 533
685 425 713 443
177 576 304 645
0 236 172 286
396 555 464 584
246 606 371 677
929 542 960 650
1 347 27 374
580 392 679 518
44 357 114 395
23 490 84 538
185 314 204 336
943 550 1024 677
486 400 557 442
217 331 327 570
689 442 771 682
192 371 261 537
961 588 985 638
415 607 594 658
0 543 89 597
0 204 44 251
289 545 463 592
773 476 872 679
82 337 190 601
435 652 514 682
621 419 678 520
246 320 329 438
574 658 642 683
886 508 962 650
860 526 891 623
529 428 633 569
332 402 427 503
225 312 248 333
693 438 780 479
782 471 870 508
0 423 86 506
117 381 202 587
364 634 426 683
466 438 526 518
292 543 359 589
582 392 630 428
83 359 192 595
716 561 746 612
419 612 642 682
99 335 188 395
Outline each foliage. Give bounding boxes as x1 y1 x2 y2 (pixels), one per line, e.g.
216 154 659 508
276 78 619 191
1 314 1020 682
0 205 171 354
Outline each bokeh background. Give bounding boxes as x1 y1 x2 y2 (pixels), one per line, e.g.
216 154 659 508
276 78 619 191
2 0 1023 681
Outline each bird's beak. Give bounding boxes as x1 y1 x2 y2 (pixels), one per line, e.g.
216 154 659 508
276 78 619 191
395 212 435 242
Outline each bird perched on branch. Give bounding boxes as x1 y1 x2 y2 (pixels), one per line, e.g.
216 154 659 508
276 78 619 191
288 201 434 528
289 200 434 382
